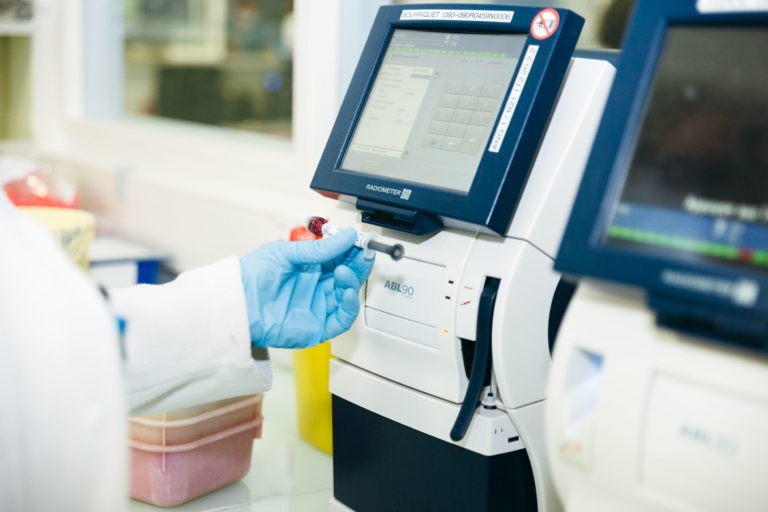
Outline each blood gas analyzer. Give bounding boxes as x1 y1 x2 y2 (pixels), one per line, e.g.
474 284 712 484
309 4 615 511
547 2 768 512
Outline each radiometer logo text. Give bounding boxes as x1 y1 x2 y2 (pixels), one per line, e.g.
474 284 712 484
365 183 412 201
661 269 760 307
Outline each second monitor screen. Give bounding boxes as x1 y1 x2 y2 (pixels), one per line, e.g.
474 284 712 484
340 29 526 193
604 26 768 272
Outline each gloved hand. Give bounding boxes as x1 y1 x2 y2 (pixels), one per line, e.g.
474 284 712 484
240 228 374 349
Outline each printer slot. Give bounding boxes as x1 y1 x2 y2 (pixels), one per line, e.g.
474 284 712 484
365 307 439 349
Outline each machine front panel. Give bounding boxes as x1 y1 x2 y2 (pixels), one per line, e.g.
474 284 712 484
332 227 476 403
642 372 768 510
365 308 439 349
365 254 445 329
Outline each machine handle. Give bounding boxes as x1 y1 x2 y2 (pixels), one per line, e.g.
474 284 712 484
450 277 500 441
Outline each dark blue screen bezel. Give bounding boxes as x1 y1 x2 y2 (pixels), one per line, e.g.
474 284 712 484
310 4 583 235
556 1 768 320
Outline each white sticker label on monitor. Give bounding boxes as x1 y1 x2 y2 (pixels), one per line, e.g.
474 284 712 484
697 0 768 11
489 44 539 153
400 9 514 23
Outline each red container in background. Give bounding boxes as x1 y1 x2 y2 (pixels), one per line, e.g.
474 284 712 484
3 170 80 208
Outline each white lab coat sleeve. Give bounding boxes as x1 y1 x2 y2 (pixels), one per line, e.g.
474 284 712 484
109 256 271 415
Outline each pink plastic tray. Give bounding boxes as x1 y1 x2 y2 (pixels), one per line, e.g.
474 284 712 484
130 394 263 446
130 417 263 507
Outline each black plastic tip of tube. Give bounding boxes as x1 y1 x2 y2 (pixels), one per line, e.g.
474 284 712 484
367 240 405 261
390 243 405 261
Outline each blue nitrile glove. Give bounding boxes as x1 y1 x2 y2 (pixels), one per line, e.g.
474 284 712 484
240 228 375 349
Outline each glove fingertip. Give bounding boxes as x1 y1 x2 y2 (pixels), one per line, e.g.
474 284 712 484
325 288 360 340
342 287 360 309
338 288 361 329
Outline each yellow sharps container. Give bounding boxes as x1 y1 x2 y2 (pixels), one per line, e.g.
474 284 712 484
293 342 333 455
17 206 96 271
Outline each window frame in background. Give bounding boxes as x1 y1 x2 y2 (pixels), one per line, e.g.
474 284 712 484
30 0 383 197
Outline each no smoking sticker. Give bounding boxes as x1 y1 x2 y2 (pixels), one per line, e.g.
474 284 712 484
531 8 559 40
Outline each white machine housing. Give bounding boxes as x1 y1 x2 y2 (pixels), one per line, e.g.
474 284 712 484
546 282 768 512
330 57 615 512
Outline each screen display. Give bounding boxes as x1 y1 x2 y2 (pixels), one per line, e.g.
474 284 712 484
340 29 526 193
604 26 768 272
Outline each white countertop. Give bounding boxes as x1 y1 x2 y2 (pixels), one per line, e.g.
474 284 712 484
127 362 334 511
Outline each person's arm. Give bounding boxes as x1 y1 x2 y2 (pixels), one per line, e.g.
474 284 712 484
111 227 373 415
110 256 270 415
